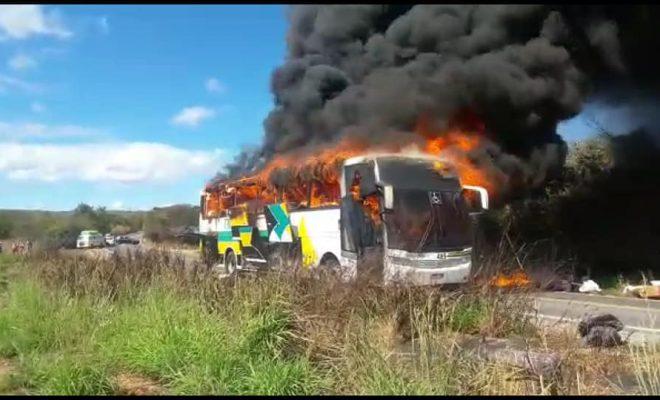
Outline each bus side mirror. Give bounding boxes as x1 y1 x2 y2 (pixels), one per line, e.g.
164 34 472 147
382 185 394 211
462 185 489 212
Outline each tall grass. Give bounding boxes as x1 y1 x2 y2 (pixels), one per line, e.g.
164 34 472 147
630 342 660 395
0 250 655 394
0 252 325 395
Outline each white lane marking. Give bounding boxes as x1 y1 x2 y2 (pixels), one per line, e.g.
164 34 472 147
532 296 660 313
527 313 660 334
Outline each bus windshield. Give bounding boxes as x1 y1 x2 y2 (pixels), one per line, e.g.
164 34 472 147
384 187 472 253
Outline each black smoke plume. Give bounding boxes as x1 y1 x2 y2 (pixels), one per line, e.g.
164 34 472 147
217 5 660 198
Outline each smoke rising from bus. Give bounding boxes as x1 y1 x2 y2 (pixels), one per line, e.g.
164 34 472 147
214 5 660 200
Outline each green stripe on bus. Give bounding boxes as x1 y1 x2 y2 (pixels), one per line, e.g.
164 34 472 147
218 231 233 242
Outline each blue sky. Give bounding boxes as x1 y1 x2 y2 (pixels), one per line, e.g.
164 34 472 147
0 5 636 211
0 5 286 211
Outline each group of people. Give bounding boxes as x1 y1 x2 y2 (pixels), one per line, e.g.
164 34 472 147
0 240 33 255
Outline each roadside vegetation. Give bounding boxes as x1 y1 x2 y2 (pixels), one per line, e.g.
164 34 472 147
0 251 657 395
0 203 199 249
480 130 660 285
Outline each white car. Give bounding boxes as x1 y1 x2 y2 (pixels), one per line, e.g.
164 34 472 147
104 233 115 246
76 230 105 249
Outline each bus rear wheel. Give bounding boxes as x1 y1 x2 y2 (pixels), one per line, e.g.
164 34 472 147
202 237 218 269
225 250 237 276
318 254 340 279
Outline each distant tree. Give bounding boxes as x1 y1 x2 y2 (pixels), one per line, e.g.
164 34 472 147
74 203 94 215
126 214 144 232
91 206 112 233
143 213 171 242
45 220 85 249
161 204 198 227
110 224 132 235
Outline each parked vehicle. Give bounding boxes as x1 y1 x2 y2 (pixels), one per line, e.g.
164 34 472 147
105 234 115 246
116 235 139 245
76 230 105 249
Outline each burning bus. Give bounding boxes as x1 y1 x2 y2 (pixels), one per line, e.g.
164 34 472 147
198 151 488 286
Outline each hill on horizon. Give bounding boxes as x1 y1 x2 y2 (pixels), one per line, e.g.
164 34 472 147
0 203 200 241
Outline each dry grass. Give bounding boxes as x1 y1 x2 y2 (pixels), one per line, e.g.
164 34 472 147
114 373 165 395
532 322 656 395
0 358 16 394
0 250 657 395
629 341 660 395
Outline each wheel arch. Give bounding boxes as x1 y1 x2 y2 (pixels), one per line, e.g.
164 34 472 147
319 251 340 267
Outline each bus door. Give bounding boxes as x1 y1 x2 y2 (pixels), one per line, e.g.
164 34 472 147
340 162 383 281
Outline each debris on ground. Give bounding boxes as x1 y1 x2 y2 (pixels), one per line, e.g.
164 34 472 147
115 373 164 396
459 336 562 379
544 279 573 292
622 284 660 299
578 314 625 348
578 279 602 294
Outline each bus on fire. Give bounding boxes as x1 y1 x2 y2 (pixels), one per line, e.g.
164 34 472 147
198 152 488 286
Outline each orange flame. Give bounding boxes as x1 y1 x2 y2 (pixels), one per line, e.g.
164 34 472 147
490 271 531 289
416 112 497 195
203 111 498 219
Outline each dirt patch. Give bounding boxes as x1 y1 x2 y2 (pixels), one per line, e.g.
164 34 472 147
0 359 14 376
115 373 165 395
0 358 16 394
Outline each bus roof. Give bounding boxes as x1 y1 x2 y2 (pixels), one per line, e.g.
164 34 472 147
343 152 451 166
203 152 454 193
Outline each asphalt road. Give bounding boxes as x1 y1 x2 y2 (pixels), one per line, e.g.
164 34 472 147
530 291 660 344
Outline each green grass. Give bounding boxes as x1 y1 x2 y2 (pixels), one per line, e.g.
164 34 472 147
0 251 327 395
448 298 489 333
0 277 321 395
598 275 624 296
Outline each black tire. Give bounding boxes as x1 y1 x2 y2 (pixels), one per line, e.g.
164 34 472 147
202 237 219 269
318 254 341 279
289 241 303 271
320 254 340 269
267 247 286 272
268 242 302 273
225 250 237 275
